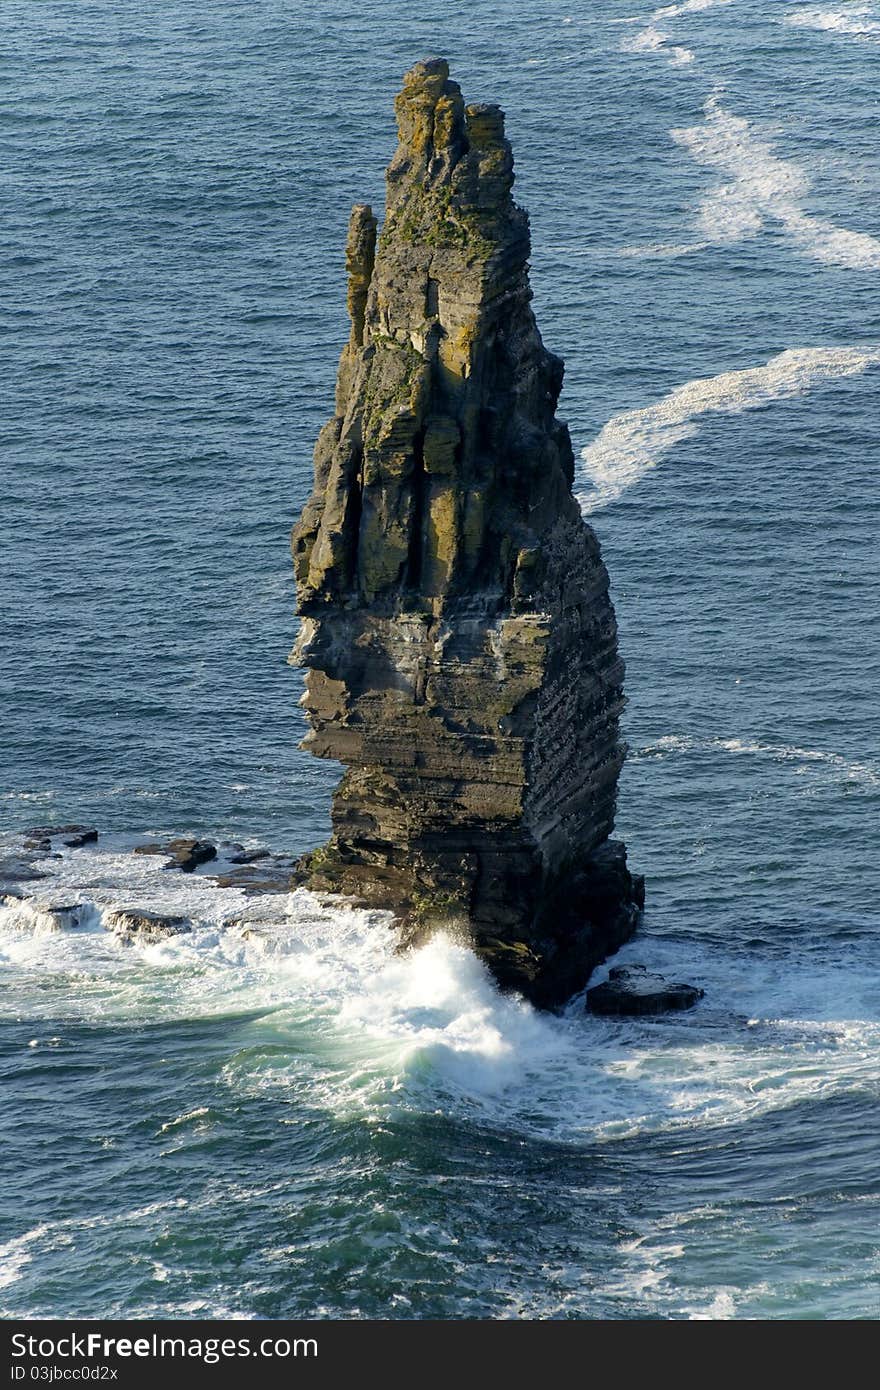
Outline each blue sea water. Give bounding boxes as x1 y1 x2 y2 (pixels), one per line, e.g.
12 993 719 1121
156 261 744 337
2 0 879 1319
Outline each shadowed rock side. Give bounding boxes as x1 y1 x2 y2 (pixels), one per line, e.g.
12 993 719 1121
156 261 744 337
290 59 643 1006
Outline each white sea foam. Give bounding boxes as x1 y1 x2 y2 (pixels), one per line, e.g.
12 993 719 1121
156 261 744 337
611 93 880 268
1 842 878 1153
654 0 735 14
625 23 668 52
577 344 880 512
621 24 695 66
621 0 734 66
785 3 880 39
0 1202 187 1295
0 1229 48 1290
670 96 880 269
632 733 880 788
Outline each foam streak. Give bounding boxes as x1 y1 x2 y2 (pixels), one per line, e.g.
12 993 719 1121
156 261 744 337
670 96 880 269
785 3 880 40
622 0 735 66
578 345 880 512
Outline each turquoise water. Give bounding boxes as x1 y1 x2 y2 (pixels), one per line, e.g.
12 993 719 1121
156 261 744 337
2 0 879 1318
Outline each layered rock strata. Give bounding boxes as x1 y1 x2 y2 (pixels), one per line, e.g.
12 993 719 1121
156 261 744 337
291 59 643 1005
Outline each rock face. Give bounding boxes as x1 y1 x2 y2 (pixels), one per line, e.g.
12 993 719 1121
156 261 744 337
291 59 643 1006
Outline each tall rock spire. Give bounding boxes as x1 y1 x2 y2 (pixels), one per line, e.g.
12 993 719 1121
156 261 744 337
291 59 643 1006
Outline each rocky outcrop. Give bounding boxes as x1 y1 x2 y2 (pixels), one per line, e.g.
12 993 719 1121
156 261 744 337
0 857 48 884
587 964 704 1017
212 853 297 895
165 839 216 873
132 838 217 872
105 909 191 943
290 59 642 1006
226 847 271 865
23 824 97 852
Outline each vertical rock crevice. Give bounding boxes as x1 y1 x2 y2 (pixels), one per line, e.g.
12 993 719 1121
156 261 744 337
291 59 643 1007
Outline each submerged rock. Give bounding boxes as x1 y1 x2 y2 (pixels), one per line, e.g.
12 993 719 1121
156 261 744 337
226 848 271 865
586 964 704 1017
104 909 191 943
25 823 94 839
212 854 296 895
62 829 98 848
0 857 49 884
290 59 642 1007
23 823 98 851
43 903 91 931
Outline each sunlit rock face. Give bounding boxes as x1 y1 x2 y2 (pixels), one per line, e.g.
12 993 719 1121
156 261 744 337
291 59 642 1006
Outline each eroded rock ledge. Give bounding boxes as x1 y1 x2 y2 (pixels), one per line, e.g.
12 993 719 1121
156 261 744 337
290 59 643 1006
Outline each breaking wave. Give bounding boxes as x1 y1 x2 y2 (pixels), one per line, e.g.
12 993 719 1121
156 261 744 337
1 841 878 1150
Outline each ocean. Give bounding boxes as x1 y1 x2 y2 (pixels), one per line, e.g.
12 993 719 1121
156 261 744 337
2 0 879 1319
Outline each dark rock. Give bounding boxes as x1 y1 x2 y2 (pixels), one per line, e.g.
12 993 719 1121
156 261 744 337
62 829 98 848
25 823 93 838
216 878 290 896
22 824 97 851
0 857 48 883
289 59 642 1007
212 861 291 895
165 839 217 873
586 964 704 1017
134 834 218 867
104 909 191 943
212 854 295 895
132 838 217 872
226 848 271 865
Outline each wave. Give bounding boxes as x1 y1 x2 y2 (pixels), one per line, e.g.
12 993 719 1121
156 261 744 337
2 842 879 1150
0 1200 188 1297
653 0 736 13
577 344 880 512
784 3 880 40
606 94 880 268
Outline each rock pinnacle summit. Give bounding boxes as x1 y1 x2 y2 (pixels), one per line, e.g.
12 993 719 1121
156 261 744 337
291 59 643 1005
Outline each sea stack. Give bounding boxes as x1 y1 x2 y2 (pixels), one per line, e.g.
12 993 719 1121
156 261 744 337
291 59 643 1006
